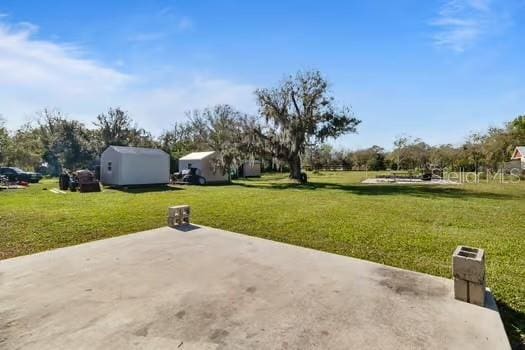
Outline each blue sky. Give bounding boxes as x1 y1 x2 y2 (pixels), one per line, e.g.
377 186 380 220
0 0 524 150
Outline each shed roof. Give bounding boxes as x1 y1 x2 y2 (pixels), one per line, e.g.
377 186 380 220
179 151 216 160
106 146 167 156
511 146 525 160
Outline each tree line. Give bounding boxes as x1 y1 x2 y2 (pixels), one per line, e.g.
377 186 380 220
303 117 524 172
0 71 360 182
1 69 523 180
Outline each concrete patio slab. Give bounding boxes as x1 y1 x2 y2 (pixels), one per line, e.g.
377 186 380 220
0 226 510 349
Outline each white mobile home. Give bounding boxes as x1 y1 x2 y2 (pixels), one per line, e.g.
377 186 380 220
178 151 229 184
100 146 170 186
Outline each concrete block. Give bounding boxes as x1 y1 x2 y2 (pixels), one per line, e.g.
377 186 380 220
469 280 486 307
452 246 485 284
454 278 468 302
168 205 185 217
167 205 191 227
452 246 488 307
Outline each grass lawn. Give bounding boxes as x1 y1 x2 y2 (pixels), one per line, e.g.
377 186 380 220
1 171 524 346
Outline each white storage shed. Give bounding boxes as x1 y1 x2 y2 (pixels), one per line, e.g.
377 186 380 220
100 146 170 186
178 151 229 184
240 160 261 177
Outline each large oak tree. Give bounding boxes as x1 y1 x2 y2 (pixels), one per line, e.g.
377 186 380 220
255 70 360 182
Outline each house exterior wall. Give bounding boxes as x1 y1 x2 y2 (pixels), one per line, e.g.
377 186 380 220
504 159 523 173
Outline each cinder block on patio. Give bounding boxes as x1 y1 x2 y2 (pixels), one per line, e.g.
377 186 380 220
452 246 486 307
468 280 486 307
453 278 468 303
168 205 191 227
452 246 485 284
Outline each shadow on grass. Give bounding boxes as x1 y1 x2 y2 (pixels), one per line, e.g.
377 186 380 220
234 181 515 200
110 185 185 194
497 299 525 349
112 182 236 193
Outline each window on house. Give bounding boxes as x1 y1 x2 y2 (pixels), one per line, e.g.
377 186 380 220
108 162 112 171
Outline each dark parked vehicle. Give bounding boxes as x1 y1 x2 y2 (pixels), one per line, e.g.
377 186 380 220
0 167 43 183
172 167 207 185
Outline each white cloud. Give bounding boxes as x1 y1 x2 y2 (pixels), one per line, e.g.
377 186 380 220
0 21 255 133
125 78 255 132
430 0 497 52
0 24 130 90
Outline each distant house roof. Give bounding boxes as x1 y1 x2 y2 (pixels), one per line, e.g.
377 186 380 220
179 151 216 160
106 146 168 156
511 146 525 160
